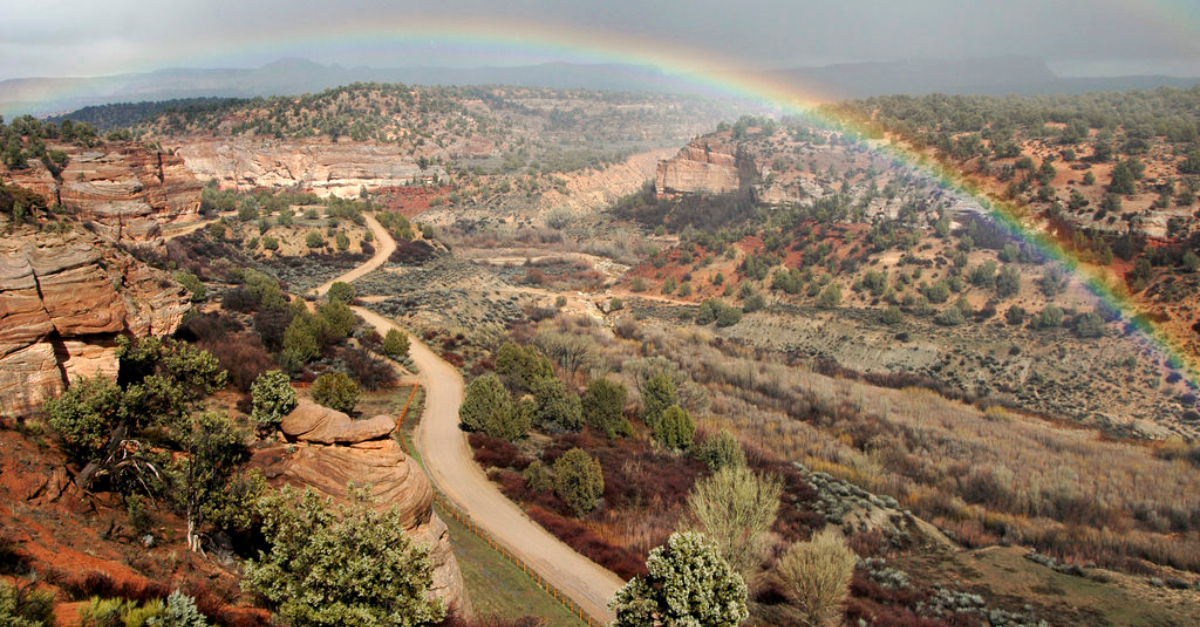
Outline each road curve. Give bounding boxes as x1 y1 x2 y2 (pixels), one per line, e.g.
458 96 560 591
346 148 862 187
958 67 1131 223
331 215 623 624
311 212 397 296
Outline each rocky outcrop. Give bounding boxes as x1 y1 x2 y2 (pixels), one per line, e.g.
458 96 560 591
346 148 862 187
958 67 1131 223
173 139 447 199
260 402 469 615
2 142 202 243
655 140 740 196
0 229 190 416
280 402 397 444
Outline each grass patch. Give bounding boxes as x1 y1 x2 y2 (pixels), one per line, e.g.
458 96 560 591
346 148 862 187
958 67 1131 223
437 501 589 627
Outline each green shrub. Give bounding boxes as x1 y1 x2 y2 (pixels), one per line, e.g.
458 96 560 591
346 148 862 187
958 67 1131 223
934 307 965 326
816 283 842 309
172 271 206 302
382 329 410 359
1036 304 1064 328
524 460 553 492
305 231 323 248
995 265 1021 298
1006 305 1026 325
653 405 695 451
693 430 746 471
316 301 357 340
118 598 165 627
282 314 323 366
0 579 55 627
610 532 747 627
553 448 604 517
158 590 209 627
495 343 554 395
640 373 678 430
742 293 766 313
250 370 296 426
79 597 133 627
1074 311 1106 338
459 373 519 440
531 376 582 433
327 281 355 304
581 378 630 438
311 372 360 413
244 486 445 627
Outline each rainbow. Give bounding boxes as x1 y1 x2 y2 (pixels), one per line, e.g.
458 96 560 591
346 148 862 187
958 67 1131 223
18 17 1200 392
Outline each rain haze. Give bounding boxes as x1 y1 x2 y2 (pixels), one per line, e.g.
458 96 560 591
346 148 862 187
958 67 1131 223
2 0 1200 79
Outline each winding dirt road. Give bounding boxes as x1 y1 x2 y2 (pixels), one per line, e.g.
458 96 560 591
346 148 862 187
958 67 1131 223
334 215 622 624
312 212 397 296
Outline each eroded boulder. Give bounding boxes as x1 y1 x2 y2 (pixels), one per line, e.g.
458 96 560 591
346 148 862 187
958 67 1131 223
280 402 397 444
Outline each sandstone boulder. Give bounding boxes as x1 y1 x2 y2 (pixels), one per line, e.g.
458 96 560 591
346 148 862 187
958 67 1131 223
256 434 469 615
280 402 397 444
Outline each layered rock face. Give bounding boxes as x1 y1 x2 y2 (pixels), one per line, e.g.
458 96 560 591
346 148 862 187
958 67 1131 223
174 139 447 198
3 143 202 243
0 230 190 416
261 402 469 615
655 140 740 196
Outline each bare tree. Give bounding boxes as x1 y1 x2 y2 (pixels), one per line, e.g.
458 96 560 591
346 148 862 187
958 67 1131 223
687 465 782 579
772 528 857 627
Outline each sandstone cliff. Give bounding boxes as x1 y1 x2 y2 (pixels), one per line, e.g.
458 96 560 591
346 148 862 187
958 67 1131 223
173 139 448 199
259 402 470 615
655 139 741 196
0 228 191 416
2 142 202 243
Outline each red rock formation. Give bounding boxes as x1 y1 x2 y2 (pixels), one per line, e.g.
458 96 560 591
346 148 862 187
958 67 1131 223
2 142 202 243
655 139 740 196
173 139 444 198
0 228 190 416
259 402 470 616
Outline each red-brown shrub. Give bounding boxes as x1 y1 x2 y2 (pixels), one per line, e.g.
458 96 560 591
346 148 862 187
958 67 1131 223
470 433 532 471
60 571 170 602
200 332 276 392
339 346 397 391
526 506 647 580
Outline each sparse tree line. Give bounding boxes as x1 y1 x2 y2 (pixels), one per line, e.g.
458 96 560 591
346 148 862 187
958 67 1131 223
1 114 98 175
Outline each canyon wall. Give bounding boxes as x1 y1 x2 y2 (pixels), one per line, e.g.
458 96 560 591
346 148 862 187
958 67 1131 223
654 140 740 196
3 142 202 243
173 139 448 198
0 229 191 416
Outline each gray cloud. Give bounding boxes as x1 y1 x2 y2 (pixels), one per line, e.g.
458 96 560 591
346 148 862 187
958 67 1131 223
2 0 1198 79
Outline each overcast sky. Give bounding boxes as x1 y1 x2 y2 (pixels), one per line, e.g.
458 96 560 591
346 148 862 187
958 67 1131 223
3 0 1200 79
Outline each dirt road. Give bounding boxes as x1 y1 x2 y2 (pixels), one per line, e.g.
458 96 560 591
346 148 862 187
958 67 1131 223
330 215 623 624
311 212 396 296
351 306 623 622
